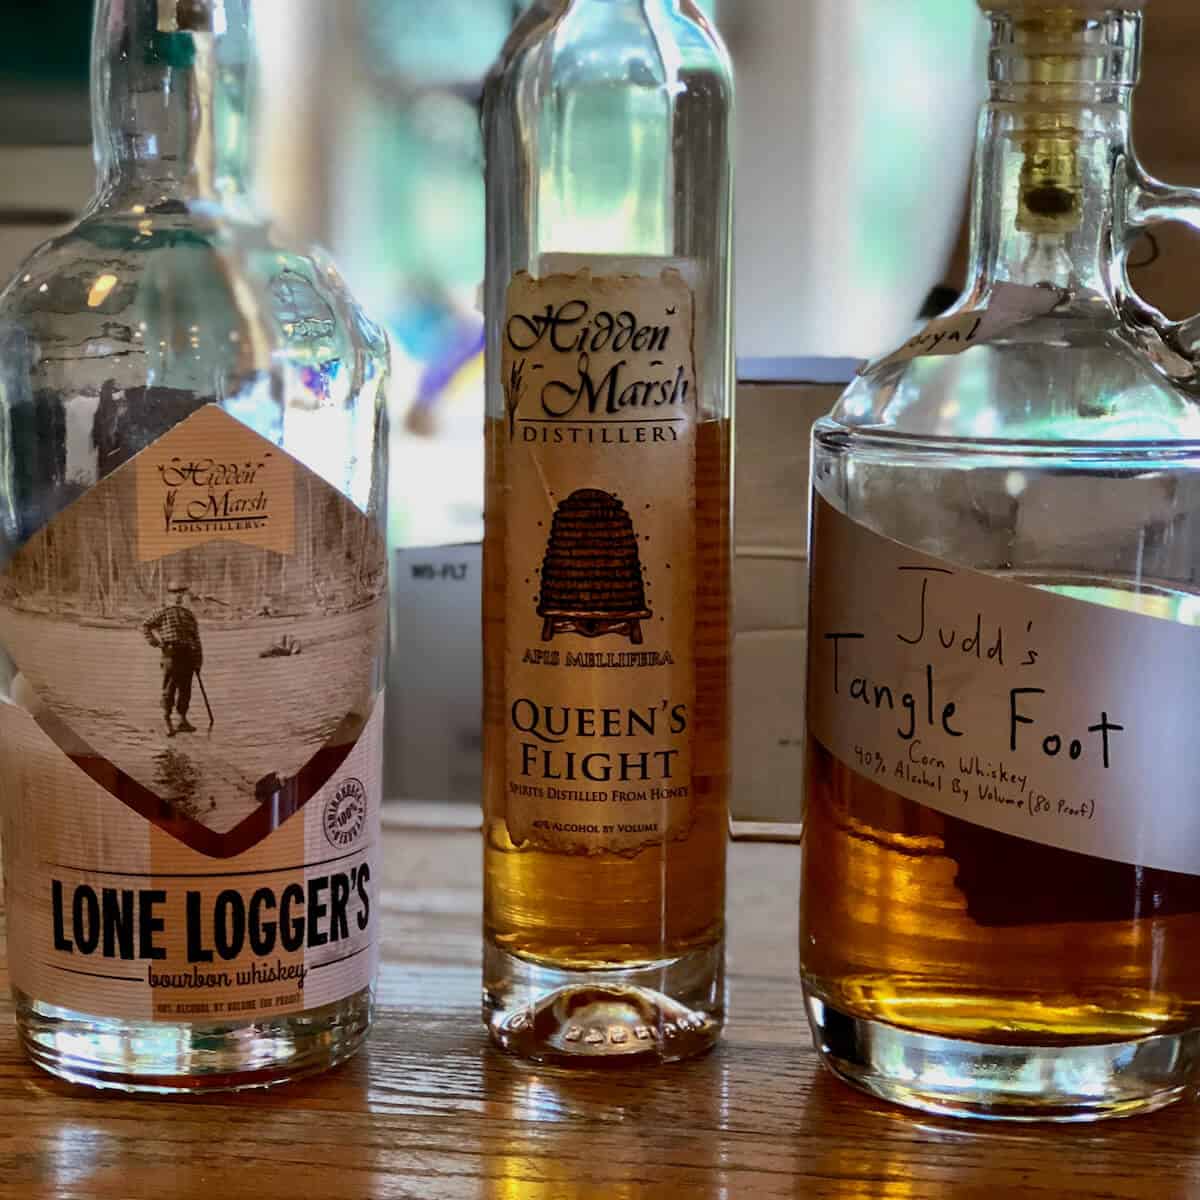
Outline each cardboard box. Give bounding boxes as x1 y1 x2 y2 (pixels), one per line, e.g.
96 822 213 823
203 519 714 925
386 545 482 807
730 359 858 826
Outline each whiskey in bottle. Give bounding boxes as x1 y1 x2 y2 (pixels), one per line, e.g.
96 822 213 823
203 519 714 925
802 0 1200 1120
481 0 734 1063
0 0 389 1090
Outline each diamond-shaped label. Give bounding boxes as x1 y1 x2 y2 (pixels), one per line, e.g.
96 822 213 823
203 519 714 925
0 404 386 857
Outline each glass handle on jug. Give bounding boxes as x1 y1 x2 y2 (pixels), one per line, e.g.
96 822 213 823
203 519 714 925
1117 156 1200 377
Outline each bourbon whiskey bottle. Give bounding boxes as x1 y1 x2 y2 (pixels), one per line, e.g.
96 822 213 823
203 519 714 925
802 0 1200 1120
482 0 734 1062
0 0 389 1090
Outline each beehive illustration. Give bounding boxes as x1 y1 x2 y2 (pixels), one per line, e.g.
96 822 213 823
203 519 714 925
537 489 652 644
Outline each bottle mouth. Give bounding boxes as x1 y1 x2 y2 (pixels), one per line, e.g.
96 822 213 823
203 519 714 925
979 1 1146 10
986 6 1143 91
980 2 1143 235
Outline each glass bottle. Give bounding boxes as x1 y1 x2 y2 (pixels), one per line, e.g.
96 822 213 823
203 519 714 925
0 0 389 1091
802 0 1200 1120
481 0 734 1062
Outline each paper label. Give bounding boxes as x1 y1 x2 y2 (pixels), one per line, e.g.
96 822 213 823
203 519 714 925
0 405 386 1018
874 283 1065 370
807 493 1200 876
499 265 698 853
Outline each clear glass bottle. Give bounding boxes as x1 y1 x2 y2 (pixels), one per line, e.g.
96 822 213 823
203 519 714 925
802 0 1200 1120
481 0 734 1062
0 0 389 1091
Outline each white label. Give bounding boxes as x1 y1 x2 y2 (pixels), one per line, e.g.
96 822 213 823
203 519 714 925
808 494 1200 876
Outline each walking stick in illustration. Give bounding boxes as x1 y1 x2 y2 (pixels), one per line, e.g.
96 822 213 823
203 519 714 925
196 671 215 729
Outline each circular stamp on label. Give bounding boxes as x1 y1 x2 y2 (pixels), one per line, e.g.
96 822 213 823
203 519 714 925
323 778 367 849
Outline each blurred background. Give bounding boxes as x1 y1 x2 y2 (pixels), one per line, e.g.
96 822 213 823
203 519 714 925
4 1 1199 548
8 0 1200 545
3 0 1199 809
0 0 984 550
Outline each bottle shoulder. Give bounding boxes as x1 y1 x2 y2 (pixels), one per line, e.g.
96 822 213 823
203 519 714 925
0 206 388 541
0 207 388 395
827 315 1200 444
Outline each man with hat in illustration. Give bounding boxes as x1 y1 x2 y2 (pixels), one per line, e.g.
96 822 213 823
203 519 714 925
143 579 204 737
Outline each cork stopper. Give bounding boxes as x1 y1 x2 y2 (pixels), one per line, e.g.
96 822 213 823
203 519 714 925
157 0 227 34
982 0 1144 234
1017 122 1083 233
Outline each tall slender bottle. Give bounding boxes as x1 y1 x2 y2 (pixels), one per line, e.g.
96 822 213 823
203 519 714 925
482 0 734 1062
802 0 1200 1120
0 0 389 1090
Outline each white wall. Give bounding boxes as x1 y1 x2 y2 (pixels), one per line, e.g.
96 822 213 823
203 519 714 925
725 0 986 360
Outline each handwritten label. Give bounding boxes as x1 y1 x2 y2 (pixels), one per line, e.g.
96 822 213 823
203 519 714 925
873 282 1066 371
807 494 1200 876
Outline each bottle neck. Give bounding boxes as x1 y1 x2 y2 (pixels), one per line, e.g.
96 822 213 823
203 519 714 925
91 0 256 212
966 8 1142 306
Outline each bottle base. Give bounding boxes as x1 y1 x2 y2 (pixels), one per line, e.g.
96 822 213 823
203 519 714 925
14 986 373 1094
484 942 723 1065
805 991 1200 1122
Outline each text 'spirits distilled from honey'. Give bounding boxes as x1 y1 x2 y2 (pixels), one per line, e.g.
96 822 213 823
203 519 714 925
481 0 734 1062
0 0 389 1091
801 0 1200 1122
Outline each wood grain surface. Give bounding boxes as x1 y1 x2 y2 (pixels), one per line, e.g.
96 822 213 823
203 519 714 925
0 826 1198 1199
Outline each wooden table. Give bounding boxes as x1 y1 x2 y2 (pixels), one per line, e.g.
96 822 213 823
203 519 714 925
0 823 1198 1199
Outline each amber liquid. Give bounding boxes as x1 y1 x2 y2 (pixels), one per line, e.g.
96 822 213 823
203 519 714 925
801 736 1200 1044
482 417 730 970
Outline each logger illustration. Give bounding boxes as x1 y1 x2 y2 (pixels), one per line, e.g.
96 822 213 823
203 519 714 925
537 488 652 644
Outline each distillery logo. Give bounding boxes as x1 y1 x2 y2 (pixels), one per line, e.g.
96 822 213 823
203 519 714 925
158 454 274 537
323 777 367 849
503 298 692 441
